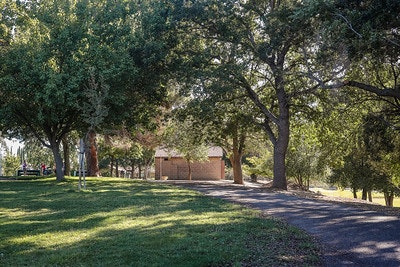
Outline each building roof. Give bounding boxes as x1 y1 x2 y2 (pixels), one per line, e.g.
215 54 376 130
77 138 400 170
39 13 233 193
155 146 223 158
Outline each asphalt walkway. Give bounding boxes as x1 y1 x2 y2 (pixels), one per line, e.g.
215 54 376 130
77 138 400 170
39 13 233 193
165 181 400 267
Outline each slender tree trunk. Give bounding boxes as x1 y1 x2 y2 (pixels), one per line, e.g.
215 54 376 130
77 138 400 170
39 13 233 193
115 159 119 177
384 191 394 207
187 160 192 180
131 160 135 179
110 156 114 177
361 188 368 200
295 175 303 188
144 158 153 179
85 129 99 177
368 191 372 202
352 188 357 198
62 135 70 176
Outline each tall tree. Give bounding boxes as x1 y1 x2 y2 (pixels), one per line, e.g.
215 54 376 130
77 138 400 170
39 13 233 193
0 0 179 181
176 0 325 189
0 0 87 181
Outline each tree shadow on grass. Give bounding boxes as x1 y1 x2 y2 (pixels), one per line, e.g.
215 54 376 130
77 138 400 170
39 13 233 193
0 178 322 266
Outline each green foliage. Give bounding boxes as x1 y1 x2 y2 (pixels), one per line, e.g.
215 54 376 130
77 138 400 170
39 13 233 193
329 112 400 203
362 114 395 160
162 118 209 164
286 121 324 189
0 0 180 181
23 139 54 169
329 150 376 192
0 177 322 266
242 148 273 178
3 153 20 176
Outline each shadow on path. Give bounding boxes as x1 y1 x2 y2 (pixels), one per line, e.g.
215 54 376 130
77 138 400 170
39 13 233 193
163 181 400 267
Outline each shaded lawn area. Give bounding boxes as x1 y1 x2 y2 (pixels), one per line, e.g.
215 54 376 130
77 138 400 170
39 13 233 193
0 177 322 266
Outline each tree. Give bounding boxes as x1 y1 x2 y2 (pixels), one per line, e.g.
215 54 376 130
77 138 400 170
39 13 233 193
362 114 400 206
178 82 262 184
329 112 400 206
175 0 327 189
316 1 400 123
23 138 54 172
286 120 323 190
329 149 376 201
132 129 160 179
0 0 97 181
242 146 273 180
81 68 109 177
3 152 20 176
162 118 209 181
0 0 179 181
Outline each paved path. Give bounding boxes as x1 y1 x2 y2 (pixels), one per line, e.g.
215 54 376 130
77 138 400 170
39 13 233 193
167 181 400 267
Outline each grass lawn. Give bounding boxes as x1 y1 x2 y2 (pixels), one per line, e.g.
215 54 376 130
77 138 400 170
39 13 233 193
310 187 400 208
0 177 322 266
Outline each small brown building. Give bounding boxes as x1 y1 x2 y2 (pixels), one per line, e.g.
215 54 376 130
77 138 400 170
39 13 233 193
154 147 225 180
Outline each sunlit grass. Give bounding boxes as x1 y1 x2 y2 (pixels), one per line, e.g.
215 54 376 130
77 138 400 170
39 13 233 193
310 187 400 207
0 177 322 266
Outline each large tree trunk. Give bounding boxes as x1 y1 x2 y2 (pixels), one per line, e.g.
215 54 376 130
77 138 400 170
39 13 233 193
85 129 99 177
244 52 290 190
229 150 243 184
50 140 64 182
272 90 289 190
228 128 245 184
273 141 288 189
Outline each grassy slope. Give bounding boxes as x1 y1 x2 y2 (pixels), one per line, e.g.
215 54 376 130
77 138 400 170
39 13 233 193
0 177 322 267
311 188 400 207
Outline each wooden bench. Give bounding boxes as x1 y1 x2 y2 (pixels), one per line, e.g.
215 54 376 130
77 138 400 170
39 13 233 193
17 170 41 176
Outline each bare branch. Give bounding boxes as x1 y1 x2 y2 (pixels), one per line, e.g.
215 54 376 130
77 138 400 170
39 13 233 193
334 13 362 38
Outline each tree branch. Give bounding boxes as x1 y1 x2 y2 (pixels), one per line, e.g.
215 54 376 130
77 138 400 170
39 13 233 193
236 75 279 125
334 13 362 38
343 80 400 99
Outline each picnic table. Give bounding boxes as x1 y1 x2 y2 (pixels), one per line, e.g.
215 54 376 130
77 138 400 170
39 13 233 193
17 169 41 176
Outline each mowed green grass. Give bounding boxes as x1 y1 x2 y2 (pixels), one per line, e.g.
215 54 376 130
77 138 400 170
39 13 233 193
310 188 400 207
0 177 322 267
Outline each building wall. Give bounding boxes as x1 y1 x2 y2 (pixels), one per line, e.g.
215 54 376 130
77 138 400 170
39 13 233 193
155 157 224 180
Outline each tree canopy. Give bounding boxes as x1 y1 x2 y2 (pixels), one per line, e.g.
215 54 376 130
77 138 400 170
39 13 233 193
0 0 179 181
